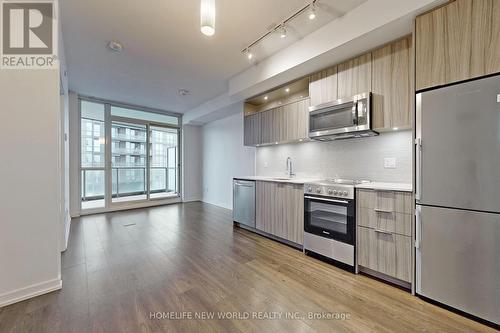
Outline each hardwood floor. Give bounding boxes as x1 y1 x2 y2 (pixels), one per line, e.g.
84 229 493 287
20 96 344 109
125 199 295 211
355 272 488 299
0 202 495 333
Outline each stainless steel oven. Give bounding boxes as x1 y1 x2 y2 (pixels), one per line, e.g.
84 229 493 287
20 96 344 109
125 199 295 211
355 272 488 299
303 180 359 271
304 195 355 245
308 92 377 141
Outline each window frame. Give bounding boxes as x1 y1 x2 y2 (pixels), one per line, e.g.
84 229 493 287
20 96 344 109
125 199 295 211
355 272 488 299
78 95 183 214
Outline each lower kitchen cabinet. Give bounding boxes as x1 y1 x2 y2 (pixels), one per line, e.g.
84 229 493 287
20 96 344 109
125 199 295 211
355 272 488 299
356 189 413 284
357 226 411 282
256 181 304 245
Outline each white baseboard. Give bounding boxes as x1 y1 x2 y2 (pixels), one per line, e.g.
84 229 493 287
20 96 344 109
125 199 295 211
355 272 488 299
62 216 71 252
0 278 62 308
183 197 202 203
201 199 232 211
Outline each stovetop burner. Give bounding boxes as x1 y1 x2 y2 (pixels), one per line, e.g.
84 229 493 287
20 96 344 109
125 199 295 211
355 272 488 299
304 179 371 199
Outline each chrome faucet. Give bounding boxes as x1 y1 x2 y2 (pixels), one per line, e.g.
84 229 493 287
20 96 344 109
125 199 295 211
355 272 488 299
286 157 295 178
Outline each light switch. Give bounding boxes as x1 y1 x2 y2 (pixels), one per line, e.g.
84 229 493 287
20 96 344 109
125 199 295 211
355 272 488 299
497 94 500 103
263 161 268 168
384 157 397 169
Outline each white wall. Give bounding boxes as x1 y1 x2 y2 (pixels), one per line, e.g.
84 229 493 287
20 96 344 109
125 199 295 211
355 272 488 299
202 109 256 209
182 125 203 202
68 91 80 217
256 131 412 183
59 18 71 251
0 69 62 306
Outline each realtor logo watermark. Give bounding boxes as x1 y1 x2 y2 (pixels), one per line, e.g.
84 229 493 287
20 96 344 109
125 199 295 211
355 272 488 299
1 0 58 69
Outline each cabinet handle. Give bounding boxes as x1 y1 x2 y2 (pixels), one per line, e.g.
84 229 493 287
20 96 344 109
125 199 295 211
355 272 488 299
374 228 393 235
374 208 394 213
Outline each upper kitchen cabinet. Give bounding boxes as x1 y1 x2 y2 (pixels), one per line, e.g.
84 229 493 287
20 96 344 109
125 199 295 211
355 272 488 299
244 78 310 146
372 36 412 131
337 53 372 99
416 0 500 91
309 66 338 107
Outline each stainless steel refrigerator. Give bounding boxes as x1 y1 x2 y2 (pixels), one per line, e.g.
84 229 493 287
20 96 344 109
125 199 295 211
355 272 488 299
415 74 500 325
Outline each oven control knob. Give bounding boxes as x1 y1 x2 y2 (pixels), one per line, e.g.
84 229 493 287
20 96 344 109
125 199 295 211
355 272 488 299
343 191 348 196
333 190 338 195
307 187 312 192
328 189 333 195
316 188 321 193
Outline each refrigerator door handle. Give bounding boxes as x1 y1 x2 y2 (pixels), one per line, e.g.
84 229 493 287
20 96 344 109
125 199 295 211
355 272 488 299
415 138 422 202
415 205 422 249
415 205 422 293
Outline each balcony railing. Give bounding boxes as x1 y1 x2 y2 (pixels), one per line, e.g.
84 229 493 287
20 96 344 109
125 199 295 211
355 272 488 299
111 148 146 155
112 134 147 142
81 166 177 201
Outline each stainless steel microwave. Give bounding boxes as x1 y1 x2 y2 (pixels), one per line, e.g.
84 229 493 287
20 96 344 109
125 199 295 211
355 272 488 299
308 92 378 141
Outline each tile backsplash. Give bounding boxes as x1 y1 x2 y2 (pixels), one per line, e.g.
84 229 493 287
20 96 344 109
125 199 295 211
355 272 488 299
256 130 412 183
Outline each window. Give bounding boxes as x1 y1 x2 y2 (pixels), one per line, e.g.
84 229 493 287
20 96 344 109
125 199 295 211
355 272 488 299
80 98 181 211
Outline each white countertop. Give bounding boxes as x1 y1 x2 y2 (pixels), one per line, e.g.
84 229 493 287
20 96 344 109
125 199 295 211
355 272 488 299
355 182 413 192
235 176 413 192
234 176 321 185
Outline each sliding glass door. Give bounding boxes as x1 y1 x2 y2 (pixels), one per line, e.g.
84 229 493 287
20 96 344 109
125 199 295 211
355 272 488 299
81 101 106 210
150 126 179 198
111 121 148 203
80 98 181 212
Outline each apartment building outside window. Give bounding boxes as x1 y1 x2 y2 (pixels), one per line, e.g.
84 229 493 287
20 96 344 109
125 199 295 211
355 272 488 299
80 98 181 211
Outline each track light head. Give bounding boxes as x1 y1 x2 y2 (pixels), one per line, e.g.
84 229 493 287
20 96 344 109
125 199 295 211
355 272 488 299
245 48 253 61
308 3 316 20
279 25 287 39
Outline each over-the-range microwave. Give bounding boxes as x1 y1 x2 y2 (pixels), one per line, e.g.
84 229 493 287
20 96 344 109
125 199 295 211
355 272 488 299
308 92 378 141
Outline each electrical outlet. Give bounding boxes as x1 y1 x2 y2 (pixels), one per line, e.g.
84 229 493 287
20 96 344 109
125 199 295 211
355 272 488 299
384 157 397 169
264 161 268 168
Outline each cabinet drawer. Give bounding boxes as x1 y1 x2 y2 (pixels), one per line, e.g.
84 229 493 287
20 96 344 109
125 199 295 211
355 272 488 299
357 208 411 237
357 189 412 214
357 226 411 282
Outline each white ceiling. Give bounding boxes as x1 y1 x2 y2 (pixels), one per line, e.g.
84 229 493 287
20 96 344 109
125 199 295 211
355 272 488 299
61 0 366 114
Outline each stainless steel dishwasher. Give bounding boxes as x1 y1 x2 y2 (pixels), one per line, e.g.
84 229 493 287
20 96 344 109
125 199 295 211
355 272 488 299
233 179 256 228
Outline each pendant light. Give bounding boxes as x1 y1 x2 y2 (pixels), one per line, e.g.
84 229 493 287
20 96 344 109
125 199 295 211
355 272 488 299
200 0 216 36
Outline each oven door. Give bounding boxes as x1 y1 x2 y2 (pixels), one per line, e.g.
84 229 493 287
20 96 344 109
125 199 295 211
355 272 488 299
304 195 355 245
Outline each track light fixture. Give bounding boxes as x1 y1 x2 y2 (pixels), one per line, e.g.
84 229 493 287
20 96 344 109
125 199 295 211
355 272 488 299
241 0 319 61
245 48 253 61
279 25 287 39
308 2 317 20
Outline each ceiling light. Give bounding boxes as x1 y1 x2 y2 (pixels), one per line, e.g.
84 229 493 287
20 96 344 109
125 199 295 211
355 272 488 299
393 127 399 131
308 3 317 20
200 0 215 36
107 41 123 53
279 25 287 39
285 88 290 93
241 1 318 58
264 96 268 100
245 48 253 61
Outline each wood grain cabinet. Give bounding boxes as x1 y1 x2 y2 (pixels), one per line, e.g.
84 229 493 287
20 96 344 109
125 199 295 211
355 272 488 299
309 66 338 107
356 189 412 283
372 36 412 131
416 0 500 91
256 181 304 245
243 98 310 147
337 53 372 99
